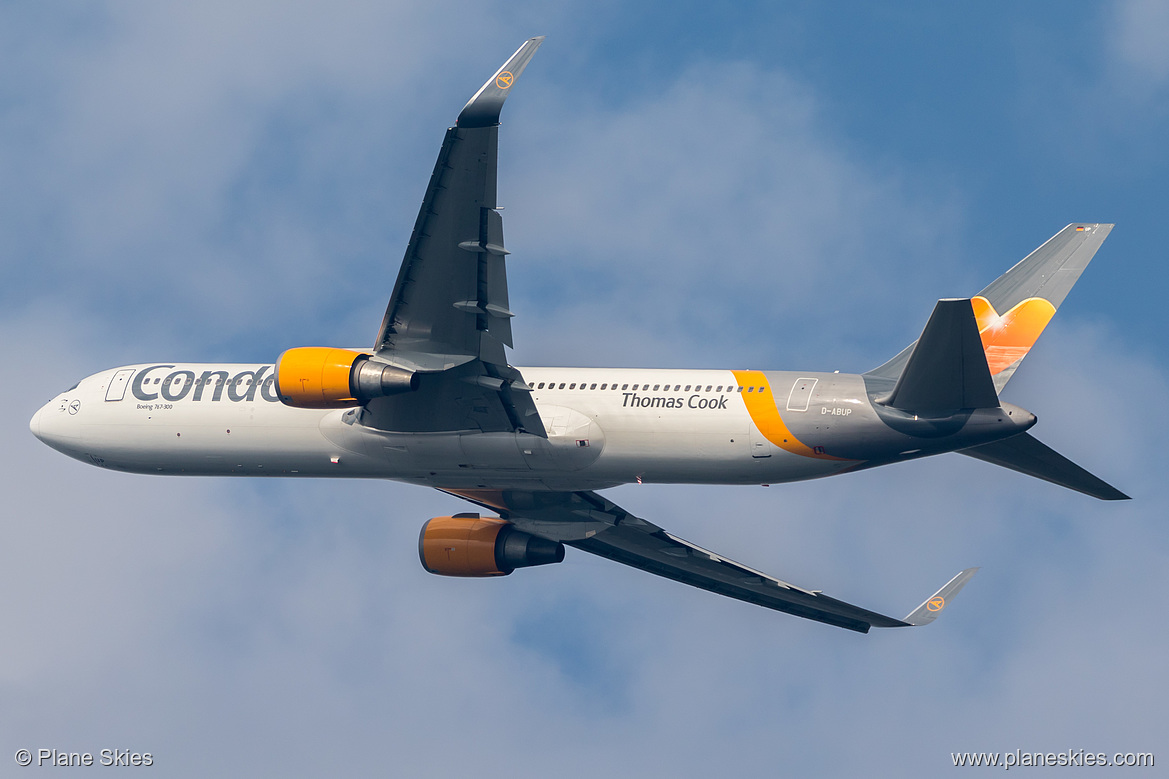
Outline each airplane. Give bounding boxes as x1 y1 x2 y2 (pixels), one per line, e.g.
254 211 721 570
29 37 1128 633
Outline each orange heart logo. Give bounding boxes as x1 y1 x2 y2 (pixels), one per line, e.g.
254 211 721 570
970 296 1056 375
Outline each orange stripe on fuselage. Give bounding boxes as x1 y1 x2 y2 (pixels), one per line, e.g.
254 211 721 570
970 296 1056 375
731 370 849 461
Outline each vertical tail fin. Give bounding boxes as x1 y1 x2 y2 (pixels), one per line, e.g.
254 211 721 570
868 224 1113 390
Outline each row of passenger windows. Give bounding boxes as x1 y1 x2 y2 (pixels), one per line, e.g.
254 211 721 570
534 380 764 393
146 374 761 392
143 376 260 386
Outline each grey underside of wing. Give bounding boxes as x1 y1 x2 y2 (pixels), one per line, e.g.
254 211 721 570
365 38 545 435
867 224 1113 385
475 489 910 633
376 123 512 362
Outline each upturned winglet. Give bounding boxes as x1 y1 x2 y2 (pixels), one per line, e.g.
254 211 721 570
457 36 545 128
903 568 979 626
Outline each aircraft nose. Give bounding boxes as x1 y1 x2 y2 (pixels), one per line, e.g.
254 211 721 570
30 403 45 442
30 397 81 454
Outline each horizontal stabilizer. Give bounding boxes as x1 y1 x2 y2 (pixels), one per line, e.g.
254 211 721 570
903 568 979 626
884 299 999 413
959 433 1130 500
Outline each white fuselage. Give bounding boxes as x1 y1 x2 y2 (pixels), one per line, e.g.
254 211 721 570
31 362 871 491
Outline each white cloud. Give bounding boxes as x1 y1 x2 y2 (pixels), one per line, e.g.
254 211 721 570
1109 0 1169 88
0 1 512 356
505 60 965 370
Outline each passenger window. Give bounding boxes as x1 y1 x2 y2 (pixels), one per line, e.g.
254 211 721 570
569 383 576 389
684 385 691 391
737 386 743 392
590 383 597 390
622 384 628 390
600 383 606 390
537 382 545 389
559 383 565 389
653 384 660 391
705 385 712 392
747 386 754 392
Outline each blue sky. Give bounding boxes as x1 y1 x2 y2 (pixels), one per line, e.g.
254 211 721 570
3 2 1167 775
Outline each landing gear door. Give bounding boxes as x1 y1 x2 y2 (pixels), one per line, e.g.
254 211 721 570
105 369 135 401
786 377 818 412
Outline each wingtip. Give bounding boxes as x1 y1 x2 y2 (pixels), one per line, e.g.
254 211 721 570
456 37 545 129
902 567 979 626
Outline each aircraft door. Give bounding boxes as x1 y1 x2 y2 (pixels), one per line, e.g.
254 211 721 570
786 377 818 412
105 369 135 401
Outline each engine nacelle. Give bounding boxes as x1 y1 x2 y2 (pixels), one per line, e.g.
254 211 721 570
274 347 418 409
418 514 565 577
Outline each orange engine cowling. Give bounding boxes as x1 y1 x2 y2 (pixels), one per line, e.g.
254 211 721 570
418 514 565 577
274 347 418 409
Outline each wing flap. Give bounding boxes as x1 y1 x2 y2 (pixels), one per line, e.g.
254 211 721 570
363 361 546 435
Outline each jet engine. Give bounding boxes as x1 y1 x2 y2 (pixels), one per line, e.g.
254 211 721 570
274 347 418 409
418 514 565 577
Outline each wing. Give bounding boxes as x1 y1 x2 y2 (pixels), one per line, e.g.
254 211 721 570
364 37 546 435
444 488 976 633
